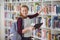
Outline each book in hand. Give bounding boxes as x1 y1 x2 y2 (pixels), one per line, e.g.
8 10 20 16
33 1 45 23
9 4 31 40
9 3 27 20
34 23 43 29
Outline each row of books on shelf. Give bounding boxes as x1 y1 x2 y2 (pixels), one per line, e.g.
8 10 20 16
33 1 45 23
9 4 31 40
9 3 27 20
5 28 10 35
5 0 60 2
4 3 41 13
4 13 60 28
41 29 60 40
46 30 51 40
4 20 12 27
4 11 17 40
42 4 60 14
43 16 60 28
4 12 20 20
5 36 11 40
45 30 60 40
32 29 42 38
52 33 60 40
33 29 60 40
4 12 60 29
52 16 60 28
42 29 60 40
5 12 14 19
4 3 15 11
5 28 11 40
4 3 60 14
4 0 42 2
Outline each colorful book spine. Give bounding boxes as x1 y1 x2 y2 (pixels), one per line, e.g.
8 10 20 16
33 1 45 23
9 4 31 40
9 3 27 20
56 6 60 14
4 4 7 10
47 30 51 40
46 16 51 27
38 17 42 24
52 16 60 28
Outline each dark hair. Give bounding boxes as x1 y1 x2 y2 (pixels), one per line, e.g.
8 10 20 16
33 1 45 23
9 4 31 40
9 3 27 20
21 5 29 10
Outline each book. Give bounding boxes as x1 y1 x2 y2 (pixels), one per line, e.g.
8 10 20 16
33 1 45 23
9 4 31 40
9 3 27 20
42 29 46 39
35 29 41 37
35 3 41 12
46 16 51 27
56 6 60 14
5 12 16 19
4 4 7 10
33 0 40 1
7 3 11 11
51 5 56 15
47 30 51 40
34 3 41 13
15 3 21 11
38 17 42 24
53 16 60 28
5 36 8 40
7 3 14 11
43 6 48 14
4 20 12 27
5 28 8 34
12 0 16 2
5 0 10 2
51 33 60 40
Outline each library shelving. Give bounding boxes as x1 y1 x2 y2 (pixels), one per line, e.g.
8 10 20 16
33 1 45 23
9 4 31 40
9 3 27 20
0 0 60 40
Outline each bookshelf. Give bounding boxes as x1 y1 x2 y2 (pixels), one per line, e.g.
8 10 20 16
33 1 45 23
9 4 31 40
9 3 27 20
0 0 59 40
42 1 60 40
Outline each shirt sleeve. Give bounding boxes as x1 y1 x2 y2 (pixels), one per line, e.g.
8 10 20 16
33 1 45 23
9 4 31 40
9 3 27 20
27 13 39 19
17 18 22 35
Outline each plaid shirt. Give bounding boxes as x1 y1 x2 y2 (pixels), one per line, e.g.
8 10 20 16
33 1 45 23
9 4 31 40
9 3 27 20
17 13 39 37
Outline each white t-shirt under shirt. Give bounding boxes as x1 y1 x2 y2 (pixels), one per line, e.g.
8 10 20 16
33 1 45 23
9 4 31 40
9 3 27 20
23 18 34 37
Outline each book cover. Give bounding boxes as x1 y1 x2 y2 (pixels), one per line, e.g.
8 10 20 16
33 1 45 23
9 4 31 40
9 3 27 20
56 6 60 14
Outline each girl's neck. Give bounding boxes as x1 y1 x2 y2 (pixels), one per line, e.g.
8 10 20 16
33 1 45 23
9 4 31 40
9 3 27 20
20 15 27 19
20 13 27 19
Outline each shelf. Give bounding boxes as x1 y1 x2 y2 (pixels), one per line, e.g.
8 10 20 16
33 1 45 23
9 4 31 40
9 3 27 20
49 14 60 16
39 14 60 16
5 27 10 29
4 10 60 16
41 27 60 32
4 1 42 3
51 28 60 32
41 27 51 30
44 0 60 1
4 10 15 12
5 18 13 21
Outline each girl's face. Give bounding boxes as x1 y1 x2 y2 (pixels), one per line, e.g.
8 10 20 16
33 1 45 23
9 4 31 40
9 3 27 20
20 7 28 17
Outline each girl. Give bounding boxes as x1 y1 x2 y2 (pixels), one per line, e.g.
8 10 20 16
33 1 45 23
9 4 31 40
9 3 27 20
17 5 43 40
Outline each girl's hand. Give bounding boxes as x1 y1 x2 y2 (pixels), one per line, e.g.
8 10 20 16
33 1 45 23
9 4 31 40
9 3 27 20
38 6 47 14
22 26 34 34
